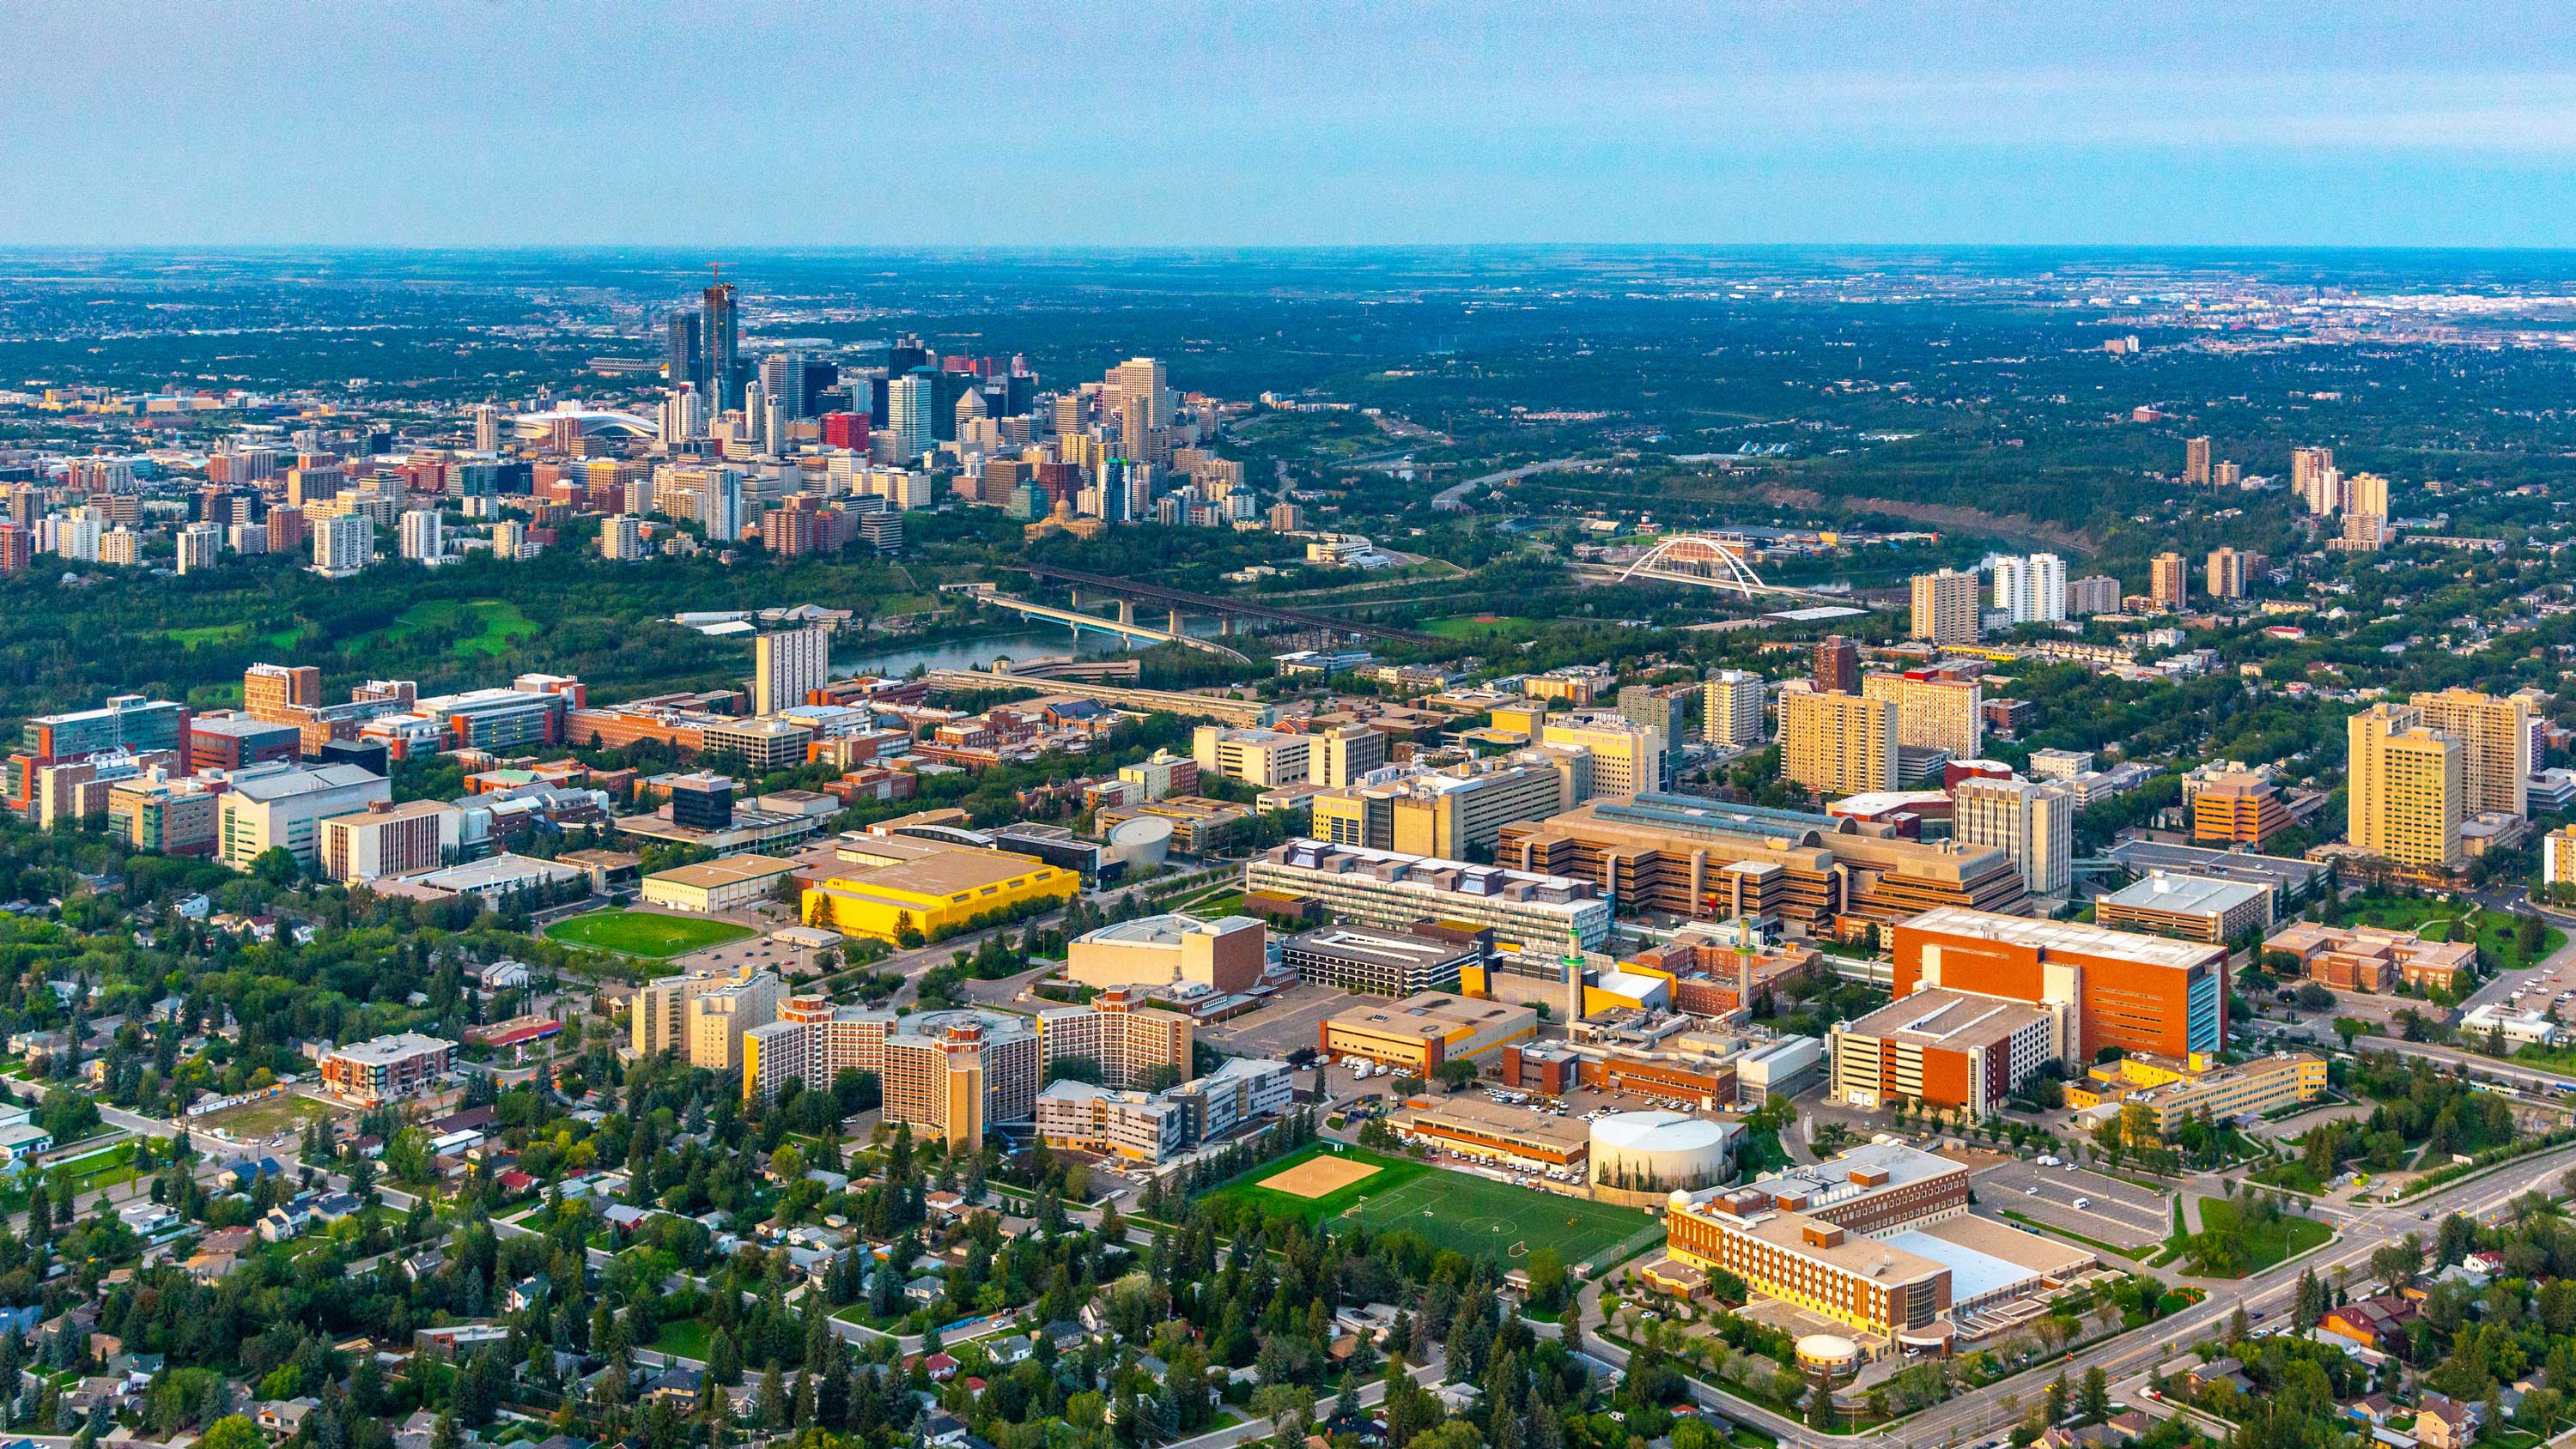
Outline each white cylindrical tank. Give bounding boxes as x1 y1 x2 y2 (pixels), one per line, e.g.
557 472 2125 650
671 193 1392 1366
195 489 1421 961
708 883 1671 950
1104 814 1174 869
1588 1110 1735 1191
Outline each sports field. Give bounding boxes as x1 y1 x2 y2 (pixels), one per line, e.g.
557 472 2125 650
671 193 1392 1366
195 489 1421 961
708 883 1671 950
1200 1143 1655 1267
544 909 756 959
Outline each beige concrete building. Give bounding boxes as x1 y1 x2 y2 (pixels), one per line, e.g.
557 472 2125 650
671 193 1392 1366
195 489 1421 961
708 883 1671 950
1036 986 1193 1088
2410 688 2529 818
2348 703 2464 871
1541 716 1665 798
2206 547 2252 600
1703 670 1765 749
2149 553 2188 609
1191 726 1311 786
1311 723 1388 788
1066 913 1267 993
640 853 799 912
634 964 781 1066
1952 775 2073 898
1861 672 1984 757
1309 748 1589 858
1778 686 1899 797
318 799 460 883
1908 568 1981 645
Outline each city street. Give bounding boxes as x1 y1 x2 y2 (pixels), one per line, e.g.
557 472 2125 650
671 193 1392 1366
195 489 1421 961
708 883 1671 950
1973 1158 2171 1250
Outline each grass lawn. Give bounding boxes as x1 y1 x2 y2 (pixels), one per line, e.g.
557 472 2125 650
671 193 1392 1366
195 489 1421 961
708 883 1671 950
376 597 541 659
546 909 757 960
1200 1143 1652 1269
2342 894 2565 971
161 622 251 648
197 1092 343 1139
652 1318 714 1361
56 1141 139 1194
1738 1129 1792 1175
1426 615 1542 640
2194 1197 2332 1274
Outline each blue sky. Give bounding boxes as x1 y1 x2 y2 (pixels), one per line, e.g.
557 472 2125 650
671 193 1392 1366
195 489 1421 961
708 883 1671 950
13 1 2576 248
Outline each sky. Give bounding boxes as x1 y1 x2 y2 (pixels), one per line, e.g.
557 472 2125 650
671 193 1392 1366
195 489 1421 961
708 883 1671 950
13 1 2576 249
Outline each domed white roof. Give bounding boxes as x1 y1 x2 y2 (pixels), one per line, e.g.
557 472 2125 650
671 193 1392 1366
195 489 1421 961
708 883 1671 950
1591 1109 1729 1153
1796 1334 1860 1361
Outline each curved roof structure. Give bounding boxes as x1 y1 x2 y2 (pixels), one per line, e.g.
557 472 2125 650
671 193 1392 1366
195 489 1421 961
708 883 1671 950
1591 1109 1729 1154
510 408 659 440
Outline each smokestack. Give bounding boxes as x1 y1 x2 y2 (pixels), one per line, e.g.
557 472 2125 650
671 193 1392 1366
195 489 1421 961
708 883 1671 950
1567 925 1584 1028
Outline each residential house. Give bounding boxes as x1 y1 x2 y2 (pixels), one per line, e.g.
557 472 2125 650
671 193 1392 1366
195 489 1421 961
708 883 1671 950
2321 1296 2419 1351
2414 1395 2480 1449
258 1399 321 1440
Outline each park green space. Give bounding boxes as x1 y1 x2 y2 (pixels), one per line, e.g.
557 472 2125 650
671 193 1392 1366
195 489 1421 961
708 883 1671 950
1427 614 1543 640
2194 1195 2332 1274
545 909 757 959
197 1091 341 1139
2341 894 2563 970
374 597 541 658
1197 1142 1651 1268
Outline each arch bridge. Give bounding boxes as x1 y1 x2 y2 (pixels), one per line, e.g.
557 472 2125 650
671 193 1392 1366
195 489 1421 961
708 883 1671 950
1617 534 1772 596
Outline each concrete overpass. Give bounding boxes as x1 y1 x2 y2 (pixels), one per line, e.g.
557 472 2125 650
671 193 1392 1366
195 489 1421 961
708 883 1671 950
956 584 1251 664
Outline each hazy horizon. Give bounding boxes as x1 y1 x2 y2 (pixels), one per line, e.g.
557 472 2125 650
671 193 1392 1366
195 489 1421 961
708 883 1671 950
15 1 2576 250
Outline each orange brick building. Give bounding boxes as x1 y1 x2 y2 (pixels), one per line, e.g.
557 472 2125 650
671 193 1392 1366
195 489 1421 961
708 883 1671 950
1892 906 2228 1060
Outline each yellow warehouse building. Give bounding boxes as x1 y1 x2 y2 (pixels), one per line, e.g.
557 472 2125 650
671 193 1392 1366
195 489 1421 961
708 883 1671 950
800 837 1080 943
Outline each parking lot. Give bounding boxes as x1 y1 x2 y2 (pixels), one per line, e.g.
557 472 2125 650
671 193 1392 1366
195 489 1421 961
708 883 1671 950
2463 954 2576 1017
1206 981 1361 1059
1976 1158 2172 1250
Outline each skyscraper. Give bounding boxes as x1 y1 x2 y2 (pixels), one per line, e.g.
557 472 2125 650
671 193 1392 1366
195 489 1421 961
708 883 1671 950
760 353 802 419
702 278 740 409
2184 435 2212 485
471 403 501 453
887 373 934 460
2348 471 2391 520
2150 553 2188 609
659 385 704 444
754 627 830 717
1909 568 1981 644
2348 703 2464 870
701 470 744 543
666 310 704 390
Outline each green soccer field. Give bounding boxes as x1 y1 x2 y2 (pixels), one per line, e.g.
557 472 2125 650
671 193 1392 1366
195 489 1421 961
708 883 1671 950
1197 1142 1655 1269
1338 1167 1656 1270
544 909 757 959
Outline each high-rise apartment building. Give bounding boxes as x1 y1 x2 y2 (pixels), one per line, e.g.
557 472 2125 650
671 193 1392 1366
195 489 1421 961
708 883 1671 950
1778 687 1899 797
1703 670 1765 749
1540 716 1667 797
752 627 829 718
2184 435 2212 485
2292 447 2336 512
634 966 781 1067
2205 547 2251 600
398 509 442 562
2064 574 2120 618
658 386 704 444
1813 636 1861 695
1909 568 1981 645
175 523 222 576
313 513 373 578
1616 682 1702 749
2149 553 2187 609
2410 688 2530 818
1309 750 1589 858
2213 460 2241 489
1862 671 1984 758
1951 775 2074 898
1990 554 2065 625
2348 471 2390 520
2348 703 2464 871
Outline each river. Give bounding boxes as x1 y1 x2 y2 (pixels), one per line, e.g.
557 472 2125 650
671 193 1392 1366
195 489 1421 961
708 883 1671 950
837 615 1227 677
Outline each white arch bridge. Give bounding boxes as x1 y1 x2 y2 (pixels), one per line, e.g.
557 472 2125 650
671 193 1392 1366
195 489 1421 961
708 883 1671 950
1617 534 1774 596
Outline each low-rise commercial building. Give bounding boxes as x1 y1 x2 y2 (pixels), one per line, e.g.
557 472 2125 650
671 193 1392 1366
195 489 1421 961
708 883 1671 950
1247 840 1613 952
2265 921 2474 995
2065 1051 2326 1133
1390 1094 1589 1169
1281 925 1483 996
218 761 392 869
1320 991 1537 1074
1067 913 1267 993
321 1033 456 1103
318 799 461 883
2093 871 2274 945
641 853 798 912
799 836 1079 943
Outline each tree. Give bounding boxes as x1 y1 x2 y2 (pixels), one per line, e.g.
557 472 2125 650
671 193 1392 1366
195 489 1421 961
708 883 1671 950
1434 1059 1481 1093
200 1417 264 1449
1807 1384 1838 1431
2080 1367 2110 1425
